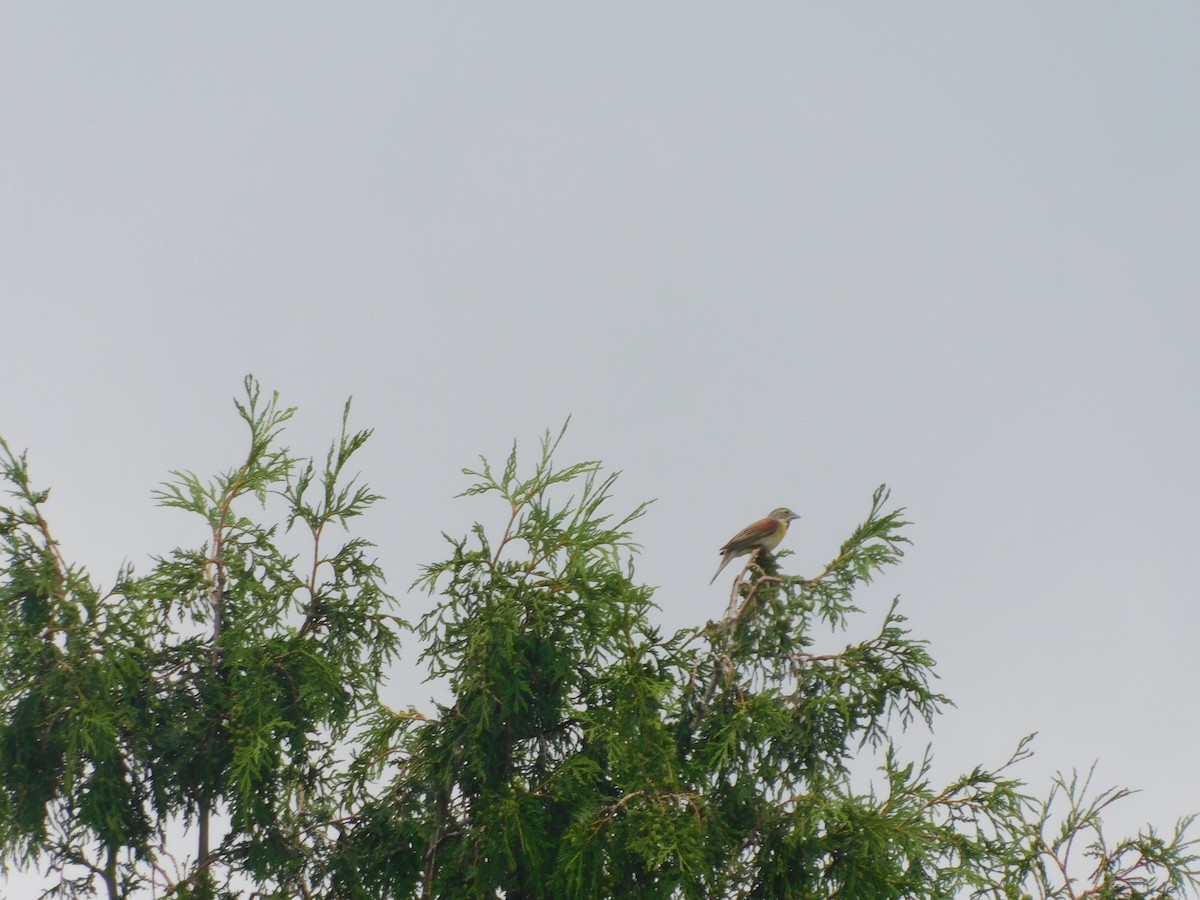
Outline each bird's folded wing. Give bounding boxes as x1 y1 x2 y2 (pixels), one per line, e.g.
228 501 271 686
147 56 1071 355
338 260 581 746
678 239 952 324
720 518 779 552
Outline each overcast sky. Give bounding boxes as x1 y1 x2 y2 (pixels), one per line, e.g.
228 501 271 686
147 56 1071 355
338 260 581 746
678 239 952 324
3 4 1198 894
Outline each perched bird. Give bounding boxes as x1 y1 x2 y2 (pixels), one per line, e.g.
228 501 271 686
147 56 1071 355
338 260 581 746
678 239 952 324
710 507 801 584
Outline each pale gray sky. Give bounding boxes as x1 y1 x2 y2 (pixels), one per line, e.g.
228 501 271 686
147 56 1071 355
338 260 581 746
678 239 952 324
3 4 1198 894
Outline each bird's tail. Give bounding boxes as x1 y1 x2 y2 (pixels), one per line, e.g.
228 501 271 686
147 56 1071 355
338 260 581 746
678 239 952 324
709 552 734 585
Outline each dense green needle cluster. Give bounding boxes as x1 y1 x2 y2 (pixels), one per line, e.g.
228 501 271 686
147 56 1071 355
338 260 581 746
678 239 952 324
0 382 1196 899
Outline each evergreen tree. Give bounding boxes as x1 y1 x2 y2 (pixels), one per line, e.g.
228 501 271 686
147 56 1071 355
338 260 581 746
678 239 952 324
1 382 1196 898
1 379 401 898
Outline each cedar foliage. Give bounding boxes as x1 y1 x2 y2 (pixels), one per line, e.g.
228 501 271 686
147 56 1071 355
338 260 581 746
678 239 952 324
1 380 1196 898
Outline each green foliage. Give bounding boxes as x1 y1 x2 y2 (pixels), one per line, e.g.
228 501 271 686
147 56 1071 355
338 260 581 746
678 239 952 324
337 429 1199 899
0 378 401 898
2 388 1197 899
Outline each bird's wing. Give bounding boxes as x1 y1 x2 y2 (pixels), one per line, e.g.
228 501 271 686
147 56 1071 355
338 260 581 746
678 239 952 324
719 517 780 554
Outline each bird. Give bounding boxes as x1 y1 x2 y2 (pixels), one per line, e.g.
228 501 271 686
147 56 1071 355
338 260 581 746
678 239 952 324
710 507 801 584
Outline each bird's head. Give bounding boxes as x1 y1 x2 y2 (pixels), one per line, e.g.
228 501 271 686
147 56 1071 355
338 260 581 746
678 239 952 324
768 507 801 522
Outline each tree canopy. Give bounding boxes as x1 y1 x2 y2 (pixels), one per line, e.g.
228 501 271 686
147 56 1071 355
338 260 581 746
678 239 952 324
1 379 1196 899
